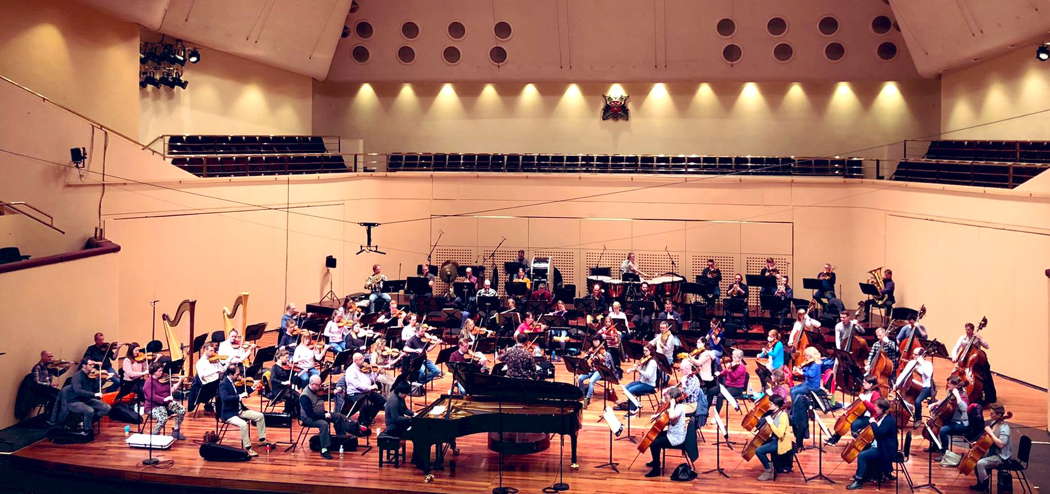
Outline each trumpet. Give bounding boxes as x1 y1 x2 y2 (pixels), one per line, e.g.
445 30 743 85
728 282 745 296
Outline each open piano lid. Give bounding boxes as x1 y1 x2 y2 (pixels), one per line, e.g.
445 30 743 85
454 367 583 401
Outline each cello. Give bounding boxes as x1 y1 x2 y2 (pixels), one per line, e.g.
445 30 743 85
923 386 963 444
958 411 1013 475
742 417 776 461
841 424 876 463
833 399 870 438
741 395 772 431
636 392 694 453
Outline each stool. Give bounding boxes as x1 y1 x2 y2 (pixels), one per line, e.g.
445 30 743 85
378 433 406 468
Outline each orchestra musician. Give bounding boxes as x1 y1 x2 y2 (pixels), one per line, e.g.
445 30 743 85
786 309 820 364
27 351 70 413
755 329 785 390
896 314 928 344
464 266 480 289
114 343 150 403
759 259 778 297
772 274 793 321
279 304 299 349
475 279 499 322
721 348 749 402
577 336 614 408
334 353 386 428
654 300 682 330
596 317 623 370
218 329 253 368
789 347 823 404
402 324 442 384
187 343 225 412
301 374 365 460
498 333 539 380
904 347 935 421
835 310 865 350
825 376 882 446
477 278 498 298
753 394 793 482
82 332 120 390
324 314 350 354
530 281 553 312
865 327 899 374
383 382 414 440
861 268 895 327
649 321 681 366
845 399 898 490
727 273 748 300
705 318 725 359
514 249 530 270
400 313 420 343
450 337 490 371
514 312 544 339
620 252 647 278
700 259 723 306
143 363 187 439
952 322 996 403
513 266 532 291
365 264 390 314
814 263 837 306
292 337 325 383
969 403 1013 493
218 366 267 457
55 359 112 433
932 375 972 463
643 387 696 478
693 343 720 406
607 301 629 326
267 350 295 414
367 339 398 392
618 344 659 416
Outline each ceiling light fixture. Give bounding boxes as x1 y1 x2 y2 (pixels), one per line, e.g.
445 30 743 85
1037 43 1050 61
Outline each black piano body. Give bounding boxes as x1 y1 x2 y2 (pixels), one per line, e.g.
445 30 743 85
407 371 583 473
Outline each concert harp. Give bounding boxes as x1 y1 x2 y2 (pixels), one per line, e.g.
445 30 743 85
222 292 249 336
162 299 195 373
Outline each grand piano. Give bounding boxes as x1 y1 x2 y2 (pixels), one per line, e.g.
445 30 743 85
407 369 584 474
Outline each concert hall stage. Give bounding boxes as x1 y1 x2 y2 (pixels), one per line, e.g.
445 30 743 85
8 356 1045 494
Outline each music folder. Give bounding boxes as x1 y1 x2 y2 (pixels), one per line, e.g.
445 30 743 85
801 278 822 290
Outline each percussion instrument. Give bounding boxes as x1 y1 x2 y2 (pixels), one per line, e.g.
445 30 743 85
605 279 625 298
650 274 685 302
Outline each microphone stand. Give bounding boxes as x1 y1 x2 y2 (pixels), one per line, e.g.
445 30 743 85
492 397 518 494
142 299 161 466
664 246 677 275
595 245 606 273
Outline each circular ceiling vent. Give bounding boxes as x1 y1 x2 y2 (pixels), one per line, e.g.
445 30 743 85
489 46 507 64
773 43 794 62
767 17 788 36
401 22 420 39
397 46 415 63
818 16 838 36
351 45 370 63
494 21 512 40
824 42 845 61
872 16 892 34
723 44 743 63
448 21 466 40
877 42 898 60
355 21 373 39
716 18 736 37
443 45 461 64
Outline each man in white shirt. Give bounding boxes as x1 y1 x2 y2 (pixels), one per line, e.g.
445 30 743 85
334 353 386 427
896 347 934 421
218 329 251 368
400 314 419 343
188 344 225 411
649 321 680 365
951 322 989 363
951 321 995 403
835 310 865 351
620 252 645 278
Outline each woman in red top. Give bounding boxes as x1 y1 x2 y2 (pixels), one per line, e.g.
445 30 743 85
825 376 881 445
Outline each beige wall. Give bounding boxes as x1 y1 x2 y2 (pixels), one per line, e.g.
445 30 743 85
942 43 1050 140
0 0 140 138
139 43 314 143
313 79 941 157
0 251 120 429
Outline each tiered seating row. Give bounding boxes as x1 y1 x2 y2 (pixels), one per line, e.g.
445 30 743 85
171 155 347 177
892 160 1046 189
387 153 863 177
925 140 1050 164
167 135 328 155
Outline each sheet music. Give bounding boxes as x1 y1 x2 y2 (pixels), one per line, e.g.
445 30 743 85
427 405 447 416
710 410 727 436
719 384 739 411
601 406 624 436
815 414 832 437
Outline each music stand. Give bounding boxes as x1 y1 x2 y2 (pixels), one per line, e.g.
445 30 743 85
477 296 499 311
802 278 821 291
593 361 621 473
506 281 529 298
383 280 407 293
914 425 943 494
745 274 770 292
804 391 836 484
554 286 575 304
343 395 373 455
244 322 267 343
504 262 523 276
406 277 432 296
621 272 640 282
452 282 474 301
589 267 612 277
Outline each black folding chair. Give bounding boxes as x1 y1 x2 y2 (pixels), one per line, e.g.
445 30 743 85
990 435 1032 494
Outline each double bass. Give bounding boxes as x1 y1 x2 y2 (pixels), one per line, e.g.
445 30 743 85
958 411 1013 475
950 317 989 400
897 305 927 358
868 350 894 398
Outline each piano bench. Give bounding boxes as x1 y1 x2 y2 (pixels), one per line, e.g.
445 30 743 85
378 433 406 468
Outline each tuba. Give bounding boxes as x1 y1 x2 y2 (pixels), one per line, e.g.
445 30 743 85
867 267 887 304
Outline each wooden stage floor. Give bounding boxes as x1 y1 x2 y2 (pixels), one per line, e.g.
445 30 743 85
12 348 1046 494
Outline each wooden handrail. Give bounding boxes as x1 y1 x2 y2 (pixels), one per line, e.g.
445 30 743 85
0 238 120 275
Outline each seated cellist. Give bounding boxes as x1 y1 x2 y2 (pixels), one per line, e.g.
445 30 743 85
754 394 792 481
825 376 881 446
846 398 898 490
969 403 1012 493
643 387 695 478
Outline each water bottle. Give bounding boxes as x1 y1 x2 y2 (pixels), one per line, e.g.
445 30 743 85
124 425 131 437
339 444 344 457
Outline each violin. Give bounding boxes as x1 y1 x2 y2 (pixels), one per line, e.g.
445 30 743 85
208 354 230 363
381 348 402 358
87 369 113 380
134 352 157 362
46 359 75 369
234 377 262 390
